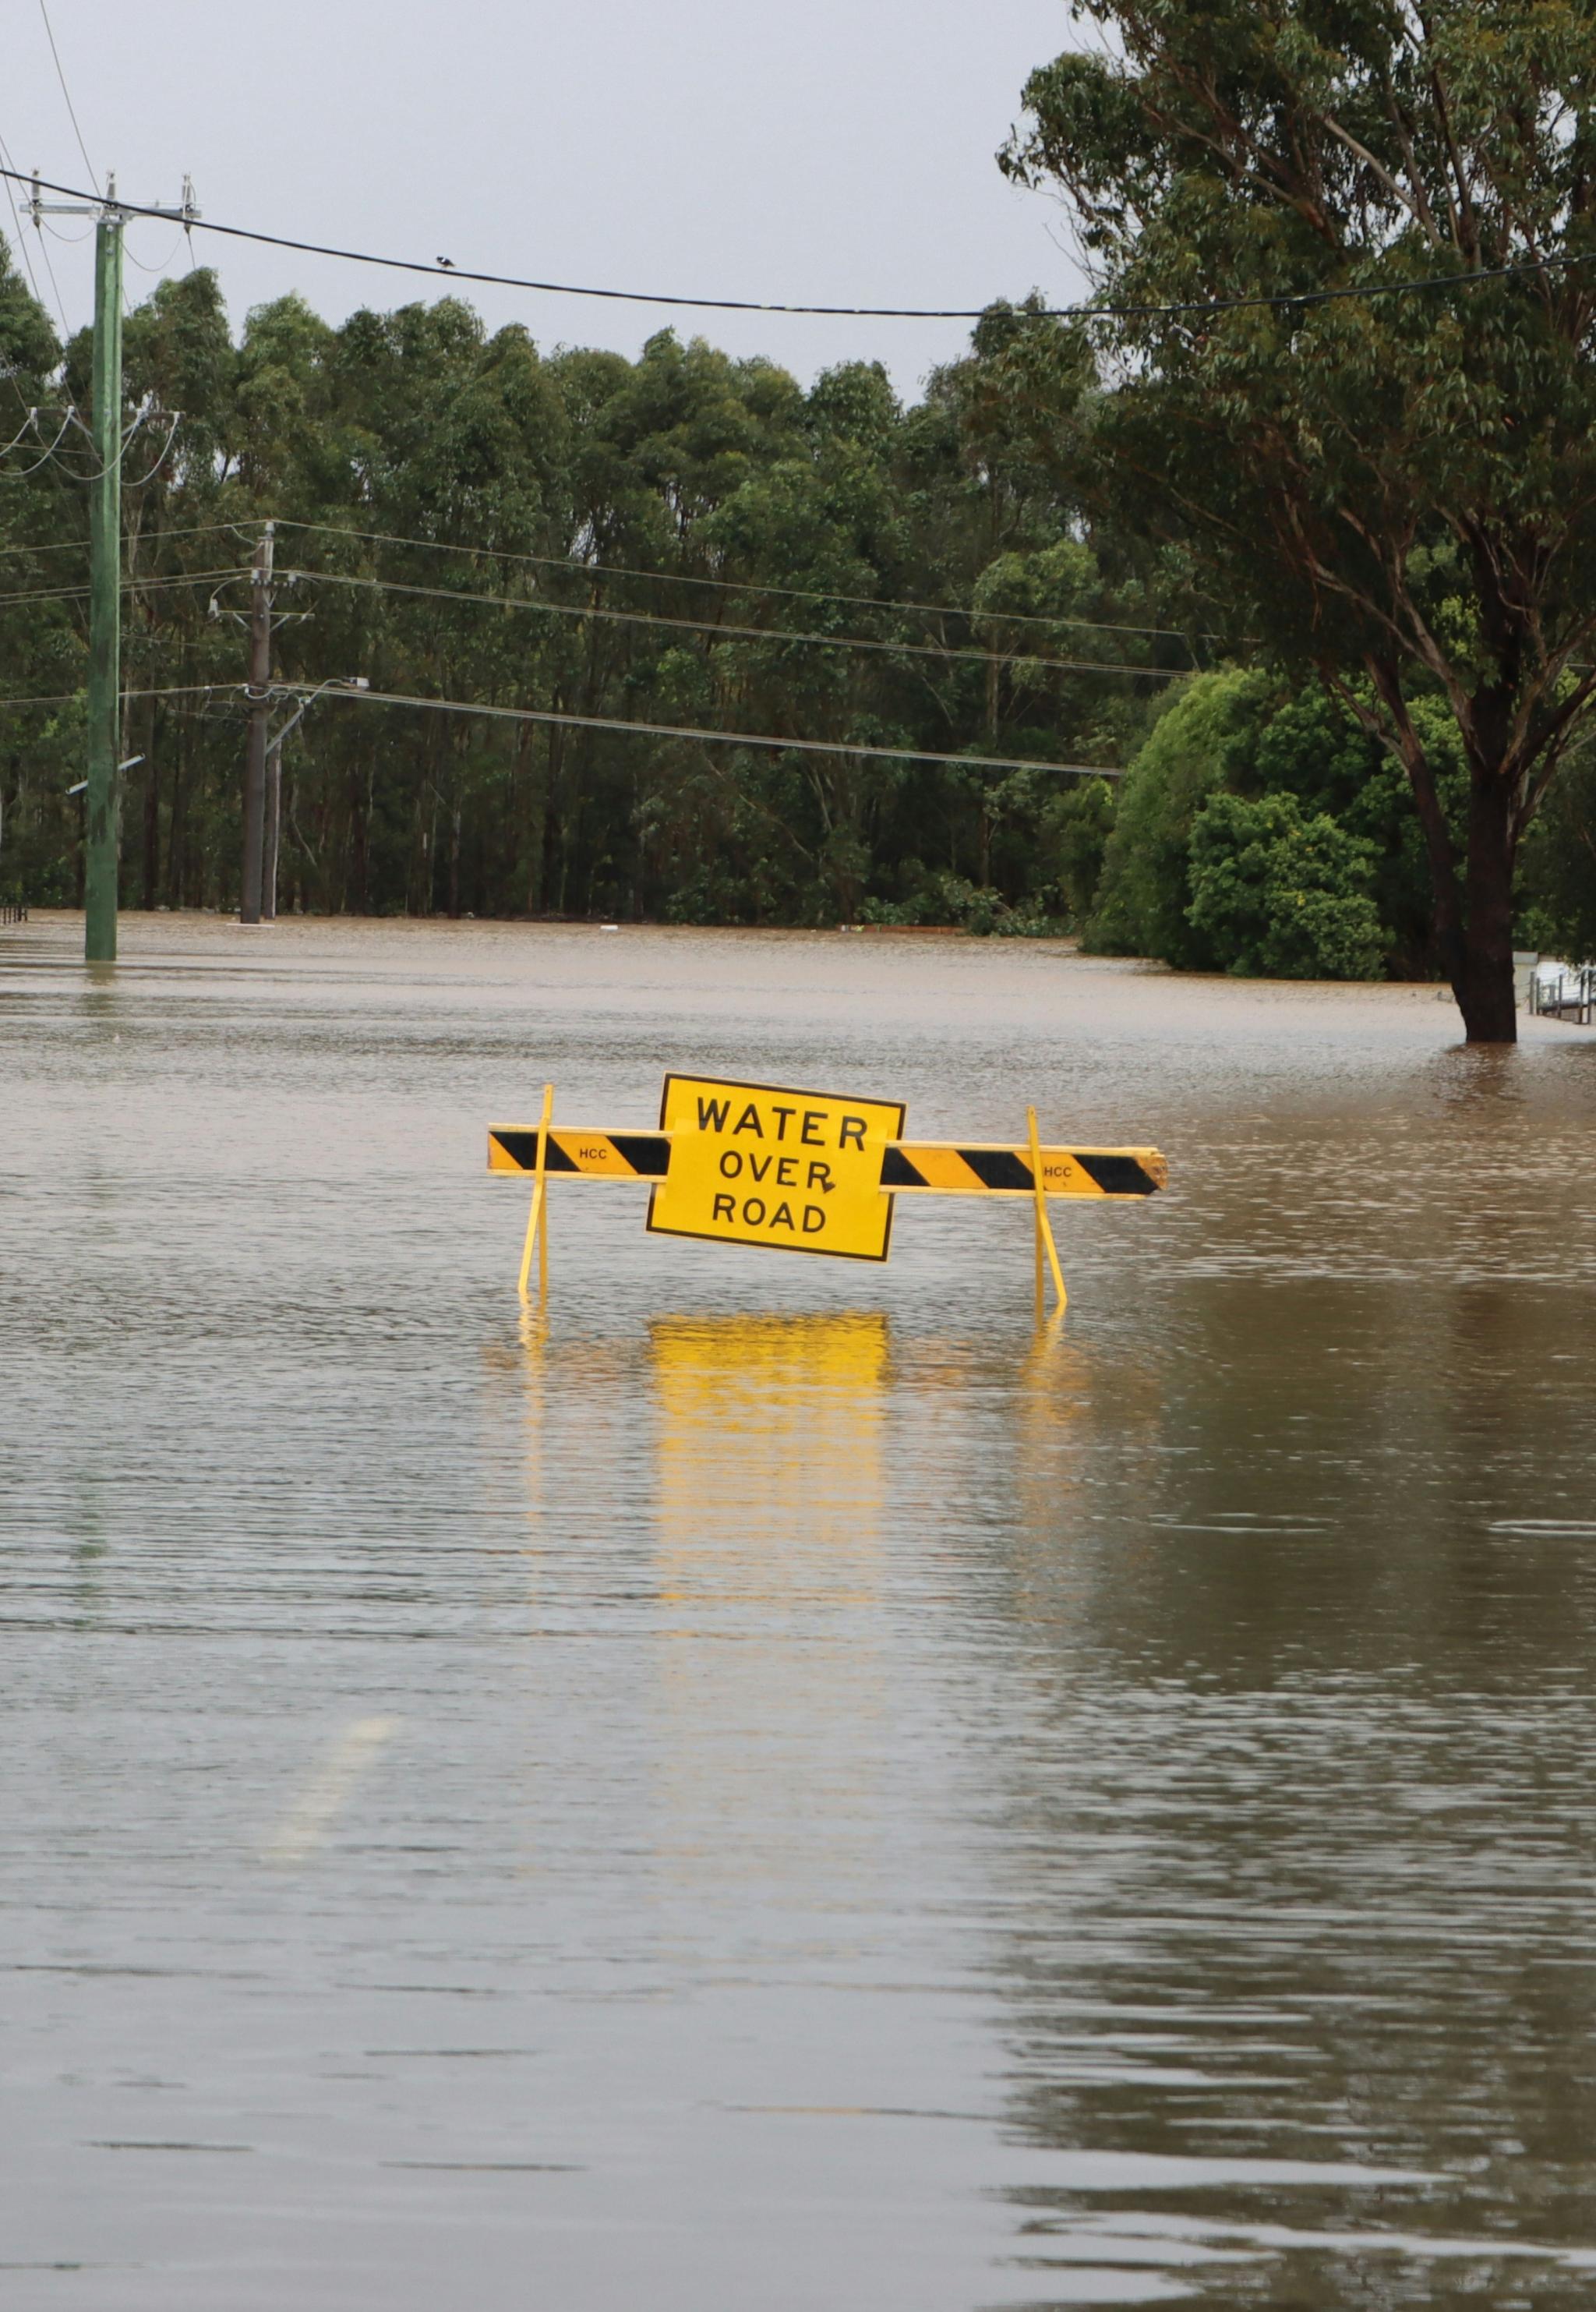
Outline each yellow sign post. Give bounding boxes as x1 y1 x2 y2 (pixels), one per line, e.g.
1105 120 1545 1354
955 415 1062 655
647 1073 906 1262
1027 1102 1067 1317
516 1080 554 1303
488 1071 1167 1300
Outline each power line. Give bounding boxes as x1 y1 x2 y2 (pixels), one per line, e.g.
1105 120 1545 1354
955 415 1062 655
272 517 1198 645
0 677 1123 776
0 521 1216 652
0 533 1195 673
34 2 97 186
16 190 72 338
6 404 184 487
279 561 1183 678
0 520 247 560
274 682 1125 776
2 163 1590 325
0 525 1195 663
0 684 221 709
0 566 244 606
0 408 79 481
0 494 1200 654
0 124 51 331
0 411 43 460
123 228 188 275
119 411 184 489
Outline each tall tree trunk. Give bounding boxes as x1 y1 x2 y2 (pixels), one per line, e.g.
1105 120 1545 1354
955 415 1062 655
1453 775 1518 1044
141 700 160 910
534 725 561 914
1365 661 1518 1044
518 726 544 917
165 736 185 910
350 762 369 916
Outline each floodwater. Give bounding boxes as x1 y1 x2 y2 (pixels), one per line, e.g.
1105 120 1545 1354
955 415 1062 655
4 910 1596 2311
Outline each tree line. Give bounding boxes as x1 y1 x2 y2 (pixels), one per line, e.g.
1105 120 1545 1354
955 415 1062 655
0 267 1190 933
6 0 1596 1038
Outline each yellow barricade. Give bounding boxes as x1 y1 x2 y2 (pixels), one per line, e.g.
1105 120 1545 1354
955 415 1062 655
487 1126 1167 1200
489 1069 1165 1314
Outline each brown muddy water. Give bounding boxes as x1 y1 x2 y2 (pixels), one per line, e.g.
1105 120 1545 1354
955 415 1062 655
4 910 1596 2310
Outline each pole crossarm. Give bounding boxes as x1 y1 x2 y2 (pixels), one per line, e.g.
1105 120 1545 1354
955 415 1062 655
26 172 200 227
488 1126 1167 1200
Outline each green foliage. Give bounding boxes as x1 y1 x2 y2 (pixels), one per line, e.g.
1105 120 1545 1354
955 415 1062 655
1518 744 1596 963
0 109 1541 1002
1000 0 1596 1031
1087 670 1268 964
1187 791 1386 980
0 246 1202 928
1083 669 1464 976
1245 683 1467 973
1040 776 1117 927
856 871 1065 936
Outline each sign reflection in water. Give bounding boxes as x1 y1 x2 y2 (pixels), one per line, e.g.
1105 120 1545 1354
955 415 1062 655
650 1313 888 1888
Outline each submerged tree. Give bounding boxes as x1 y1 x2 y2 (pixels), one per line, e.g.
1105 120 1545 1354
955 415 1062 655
1003 0 1596 1038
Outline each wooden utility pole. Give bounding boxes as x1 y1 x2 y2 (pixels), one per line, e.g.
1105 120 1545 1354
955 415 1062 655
262 734 284 922
239 521 274 924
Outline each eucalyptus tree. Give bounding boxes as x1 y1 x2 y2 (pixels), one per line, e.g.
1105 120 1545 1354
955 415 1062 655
1003 0 1596 1038
0 242 1200 930
0 241 69 903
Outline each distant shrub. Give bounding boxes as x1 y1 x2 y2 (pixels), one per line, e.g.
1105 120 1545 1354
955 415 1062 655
1039 775 1117 928
1186 791 1386 980
1085 669 1269 966
857 873 1065 937
1517 741 1596 963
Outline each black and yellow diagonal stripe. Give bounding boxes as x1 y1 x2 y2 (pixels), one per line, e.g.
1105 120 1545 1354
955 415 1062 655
488 1127 672 1179
490 1126 1164 1198
881 1143 1167 1198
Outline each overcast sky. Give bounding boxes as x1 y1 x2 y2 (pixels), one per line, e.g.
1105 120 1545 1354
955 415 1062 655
1 0 1086 399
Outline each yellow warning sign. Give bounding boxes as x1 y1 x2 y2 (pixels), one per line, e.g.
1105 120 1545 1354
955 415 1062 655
647 1073 906 1262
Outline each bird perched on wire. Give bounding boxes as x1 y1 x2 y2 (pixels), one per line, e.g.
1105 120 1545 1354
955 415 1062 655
436 256 455 268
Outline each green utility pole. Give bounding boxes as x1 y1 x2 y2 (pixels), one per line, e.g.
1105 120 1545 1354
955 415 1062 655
84 205 124 963
27 171 199 967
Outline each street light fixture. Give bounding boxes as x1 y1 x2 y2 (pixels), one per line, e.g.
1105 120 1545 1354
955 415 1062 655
67 755 140 797
64 758 142 913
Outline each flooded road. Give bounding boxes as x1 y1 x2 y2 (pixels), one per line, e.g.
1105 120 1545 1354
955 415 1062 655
4 910 1596 2309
